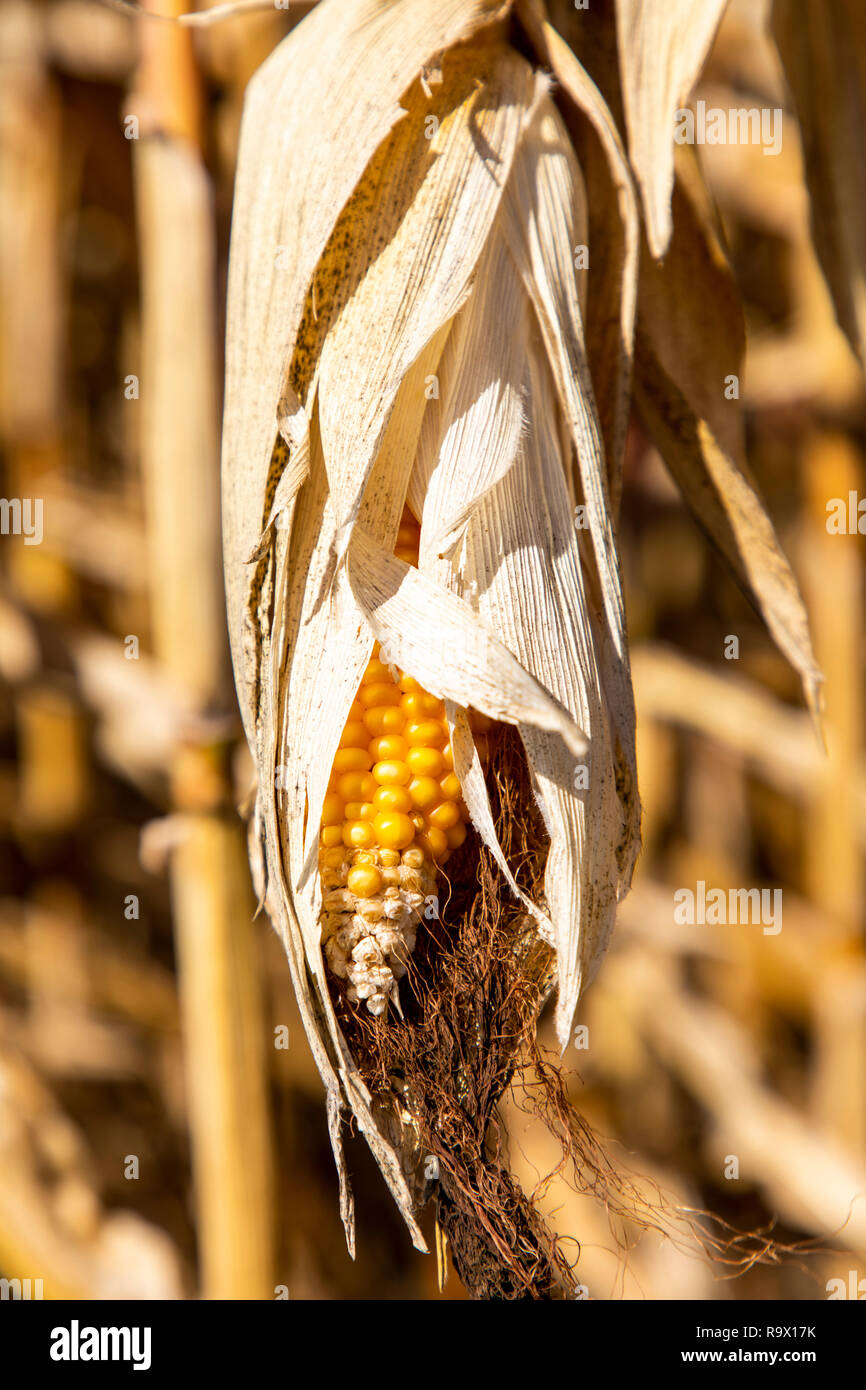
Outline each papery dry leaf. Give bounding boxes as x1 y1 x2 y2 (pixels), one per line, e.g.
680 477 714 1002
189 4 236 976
772 0 866 369
222 0 511 750
405 82 634 1042
614 0 729 259
634 151 823 720
518 0 640 511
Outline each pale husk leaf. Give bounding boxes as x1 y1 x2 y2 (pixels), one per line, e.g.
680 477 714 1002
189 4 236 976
409 85 634 1042
614 0 728 259
222 0 512 747
317 41 535 566
499 87 640 883
347 529 588 762
516 0 640 510
465 345 623 1045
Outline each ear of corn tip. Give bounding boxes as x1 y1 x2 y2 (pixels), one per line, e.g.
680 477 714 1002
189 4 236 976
319 510 485 1016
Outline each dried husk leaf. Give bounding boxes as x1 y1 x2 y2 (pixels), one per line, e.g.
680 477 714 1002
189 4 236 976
222 0 512 748
408 84 635 1044
634 152 823 720
465 347 623 1045
499 87 640 891
412 224 533 559
772 0 866 368
517 0 640 511
614 0 729 259
317 41 535 567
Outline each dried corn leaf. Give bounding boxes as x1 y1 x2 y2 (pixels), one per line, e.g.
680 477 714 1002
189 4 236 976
615 0 728 259
517 0 640 510
500 88 640 883
465 348 623 1044
634 154 823 719
772 0 866 368
222 0 512 745
318 43 535 566
407 83 636 1044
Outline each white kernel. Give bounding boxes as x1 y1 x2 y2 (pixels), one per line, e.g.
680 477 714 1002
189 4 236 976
352 939 383 967
324 888 353 912
356 897 384 921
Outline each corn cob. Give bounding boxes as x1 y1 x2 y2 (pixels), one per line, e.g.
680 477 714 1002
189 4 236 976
318 510 488 1016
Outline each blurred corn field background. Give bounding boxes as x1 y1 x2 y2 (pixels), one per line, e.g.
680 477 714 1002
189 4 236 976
0 0 864 1300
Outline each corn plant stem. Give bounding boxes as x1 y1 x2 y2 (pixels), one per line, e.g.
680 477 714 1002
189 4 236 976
130 0 275 1298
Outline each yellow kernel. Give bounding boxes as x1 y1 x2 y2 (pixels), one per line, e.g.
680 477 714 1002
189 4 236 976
321 826 343 848
418 827 448 859
440 772 462 801
398 674 422 693
336 771 376 801
373 785 412 813
447 822 467 850
410 812 425 831
364 658 392 683
406 747 444 777
343 821 376 849
363 705 405 736
428 800 461 831
408 776 442 810
373 759 411 786
351 849 377 865
369 734 408 762
321 793 344 827
373 811 415 850
402 847 425 868
333 746 373 775
379 849 401 868
322 846 346 868
347 864 383 897
344 801 370 820
441 744 454 770
349 700 364 720
359 682 401 709
339 721 369 749
401 694 445 721
406 719 446 748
